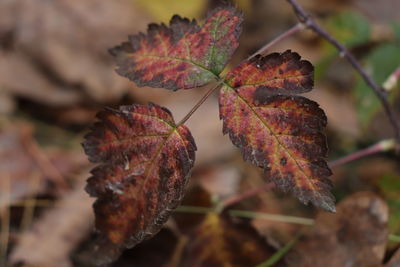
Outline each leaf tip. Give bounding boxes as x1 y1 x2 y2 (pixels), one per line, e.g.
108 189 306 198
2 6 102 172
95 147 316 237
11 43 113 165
318 198 336 213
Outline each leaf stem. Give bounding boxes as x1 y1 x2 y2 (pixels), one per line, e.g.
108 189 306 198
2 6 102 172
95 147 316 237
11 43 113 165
228 210 314 225
255 230 303 267
248 22 304 59
176 80 223 126
329 139 396 168
286 0 400 143
176 205 315 225
215 182 275 213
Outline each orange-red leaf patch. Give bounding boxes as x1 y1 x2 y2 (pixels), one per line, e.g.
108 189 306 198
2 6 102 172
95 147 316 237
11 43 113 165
110 7 243 90
219 50 335 212
83 103 196 263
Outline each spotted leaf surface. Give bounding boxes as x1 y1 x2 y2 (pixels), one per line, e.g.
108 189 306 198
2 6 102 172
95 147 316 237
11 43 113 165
110 7 243 90
219 50 335 212
83 103 196 264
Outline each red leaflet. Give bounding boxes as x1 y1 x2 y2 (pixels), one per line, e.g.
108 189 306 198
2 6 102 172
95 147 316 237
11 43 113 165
219 50 335 212
83 103 196 263
110 7 243 90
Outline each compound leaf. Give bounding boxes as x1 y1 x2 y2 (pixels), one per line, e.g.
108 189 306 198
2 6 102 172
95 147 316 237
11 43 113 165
83 103 196 264
110 7 243 90
219 50 335 212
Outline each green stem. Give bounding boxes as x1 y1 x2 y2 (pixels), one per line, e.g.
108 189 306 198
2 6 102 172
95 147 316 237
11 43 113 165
256 231 303 267
175 205 315 225
229 210 314 225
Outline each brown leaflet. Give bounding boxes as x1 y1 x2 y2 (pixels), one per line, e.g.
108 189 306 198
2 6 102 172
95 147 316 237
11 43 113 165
219 50 335 212
179 214 278 267
82 103 196 264
285 192 388 267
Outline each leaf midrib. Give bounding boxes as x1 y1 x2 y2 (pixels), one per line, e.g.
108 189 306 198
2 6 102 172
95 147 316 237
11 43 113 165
102 112 192 235
134 126 192 234
136 54 219 78
222 83 320 194
207 15 222 74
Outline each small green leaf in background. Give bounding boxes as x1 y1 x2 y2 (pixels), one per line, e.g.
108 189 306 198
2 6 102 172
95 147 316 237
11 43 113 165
325 11 371 47
377 173 400 247
316 11 371 80
354 43 400 126
392 23 400 43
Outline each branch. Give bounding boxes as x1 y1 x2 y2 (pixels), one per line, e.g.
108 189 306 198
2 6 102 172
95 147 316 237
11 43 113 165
329 139 396 168
286 0 400 143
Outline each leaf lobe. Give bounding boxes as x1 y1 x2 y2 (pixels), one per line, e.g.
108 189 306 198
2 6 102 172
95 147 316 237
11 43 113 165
219 50 335 212
83 103 196 263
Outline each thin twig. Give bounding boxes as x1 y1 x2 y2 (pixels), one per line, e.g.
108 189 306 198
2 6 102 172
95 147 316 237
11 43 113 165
286 0 400 143
249 22 304 59
177 80 223 126
329 139 396 168
215 182 275 212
